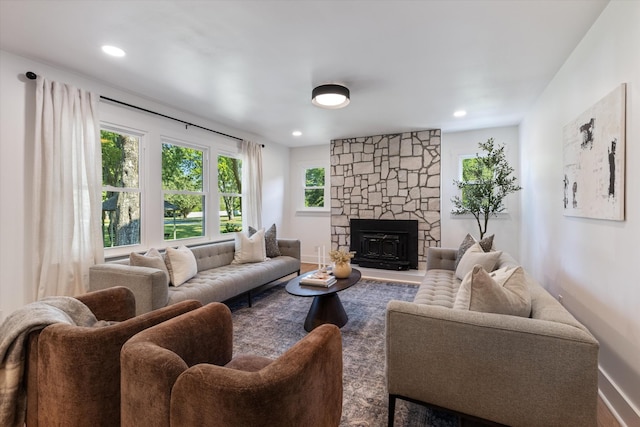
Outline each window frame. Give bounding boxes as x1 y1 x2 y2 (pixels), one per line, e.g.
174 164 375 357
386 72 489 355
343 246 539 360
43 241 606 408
297 161 329 213
161 137 209 243
100 124 146 252
456 154 511 215
216 152 244 235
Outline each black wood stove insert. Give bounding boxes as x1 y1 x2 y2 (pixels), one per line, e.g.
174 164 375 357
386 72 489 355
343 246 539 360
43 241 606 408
349 219 418 270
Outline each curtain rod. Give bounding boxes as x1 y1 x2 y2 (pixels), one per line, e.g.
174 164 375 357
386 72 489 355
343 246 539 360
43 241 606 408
25 71 264 147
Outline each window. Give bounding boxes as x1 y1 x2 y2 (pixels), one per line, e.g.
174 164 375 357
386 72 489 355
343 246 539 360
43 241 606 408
218 155 242 233
101 129 142 248
459 155 493 205
162 141 206 241
303 166 327 209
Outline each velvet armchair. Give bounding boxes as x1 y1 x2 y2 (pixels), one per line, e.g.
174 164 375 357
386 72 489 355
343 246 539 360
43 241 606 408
121 302 343 427
25 286 202 427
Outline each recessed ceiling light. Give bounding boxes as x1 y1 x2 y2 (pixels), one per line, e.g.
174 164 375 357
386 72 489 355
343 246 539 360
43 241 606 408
101 45 126 57
453 110 467 118
292 131 302 137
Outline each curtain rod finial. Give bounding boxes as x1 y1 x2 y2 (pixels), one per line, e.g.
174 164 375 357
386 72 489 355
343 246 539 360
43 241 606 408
26 71 37 80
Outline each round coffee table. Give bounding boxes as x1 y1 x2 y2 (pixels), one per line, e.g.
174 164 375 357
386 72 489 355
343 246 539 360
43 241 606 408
286 268 361 332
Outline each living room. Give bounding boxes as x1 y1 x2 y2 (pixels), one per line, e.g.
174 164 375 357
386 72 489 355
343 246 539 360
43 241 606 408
0 1 638 426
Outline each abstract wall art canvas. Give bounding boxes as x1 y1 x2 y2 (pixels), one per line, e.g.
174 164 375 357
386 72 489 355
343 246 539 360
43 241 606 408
563 84 626 221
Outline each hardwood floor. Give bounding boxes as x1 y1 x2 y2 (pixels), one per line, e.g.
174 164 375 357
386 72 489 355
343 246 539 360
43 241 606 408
300 263 620 427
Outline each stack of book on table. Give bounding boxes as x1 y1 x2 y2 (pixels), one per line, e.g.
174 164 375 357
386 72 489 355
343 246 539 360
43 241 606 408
300 272 337 287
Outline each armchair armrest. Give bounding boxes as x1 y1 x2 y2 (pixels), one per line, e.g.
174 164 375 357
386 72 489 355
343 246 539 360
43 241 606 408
89 263 169 315
277 238 301 260
385 300 599 426
75 286 136 322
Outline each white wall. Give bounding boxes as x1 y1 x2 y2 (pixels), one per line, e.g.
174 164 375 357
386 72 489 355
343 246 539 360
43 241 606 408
519 1 640 424
441 126 521 259
286 144 332 263
0 50 289 321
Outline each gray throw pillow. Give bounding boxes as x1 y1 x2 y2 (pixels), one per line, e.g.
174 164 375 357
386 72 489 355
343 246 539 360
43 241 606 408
249 224 281 258
455 233 494 268
130 248 169 287
455 242 502 280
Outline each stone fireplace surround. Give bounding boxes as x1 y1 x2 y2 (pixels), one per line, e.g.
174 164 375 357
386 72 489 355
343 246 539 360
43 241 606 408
330 130 441 271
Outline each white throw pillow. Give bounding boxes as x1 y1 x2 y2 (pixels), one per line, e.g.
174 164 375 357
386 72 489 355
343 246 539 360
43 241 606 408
454 242 502 280
454 264 531 317
129 248 170 287
232 229 267 264
164 245 198 287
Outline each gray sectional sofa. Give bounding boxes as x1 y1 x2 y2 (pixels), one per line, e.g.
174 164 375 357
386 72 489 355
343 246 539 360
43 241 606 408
89 239 300 315
386 247 599 427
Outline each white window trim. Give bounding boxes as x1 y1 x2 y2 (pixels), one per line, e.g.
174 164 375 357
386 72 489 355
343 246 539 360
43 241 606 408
216 152 244 236
100 124 147 256
297 161 330 213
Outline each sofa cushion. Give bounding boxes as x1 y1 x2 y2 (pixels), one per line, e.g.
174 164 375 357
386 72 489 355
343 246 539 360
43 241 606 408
233 229 267 264
415 269 460 308
455 233 494 269
165 245 198 287
455 243 502 280
130 248 170 287
453 264 531 317
249 224 281 258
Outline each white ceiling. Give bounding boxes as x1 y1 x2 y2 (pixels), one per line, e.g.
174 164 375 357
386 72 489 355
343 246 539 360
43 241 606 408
0 0 608 147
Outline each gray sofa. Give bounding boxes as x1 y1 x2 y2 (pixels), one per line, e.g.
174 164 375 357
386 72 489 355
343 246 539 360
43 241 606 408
386 247 599 427
89 239 300 315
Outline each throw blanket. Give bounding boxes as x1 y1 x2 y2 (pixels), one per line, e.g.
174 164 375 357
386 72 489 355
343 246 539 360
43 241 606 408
0 297 101 427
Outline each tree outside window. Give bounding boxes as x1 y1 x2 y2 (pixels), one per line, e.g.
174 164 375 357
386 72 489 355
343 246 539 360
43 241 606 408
101 129 141 248
304 167 325 208
218 155 242 233
162 142 206 240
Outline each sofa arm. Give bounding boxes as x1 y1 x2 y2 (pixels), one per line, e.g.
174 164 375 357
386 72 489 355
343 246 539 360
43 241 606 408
89 264 169 315
385 300 599 427
425 247 457 271
277 238 301 260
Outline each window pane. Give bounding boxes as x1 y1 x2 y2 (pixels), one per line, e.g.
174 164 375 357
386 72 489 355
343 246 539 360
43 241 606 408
462 157 492 182
219 196 242 233
305 167 324 187
101 130 139 187
162 143 203 191
305 189 324 208
218 155 242 194
164 195 205 240
101 191 140 247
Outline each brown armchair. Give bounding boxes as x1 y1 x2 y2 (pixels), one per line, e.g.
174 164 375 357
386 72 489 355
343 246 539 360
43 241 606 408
121 302 343 427
25 286 202 427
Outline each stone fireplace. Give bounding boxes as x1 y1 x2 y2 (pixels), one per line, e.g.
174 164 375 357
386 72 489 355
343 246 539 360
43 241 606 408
330 130 441 270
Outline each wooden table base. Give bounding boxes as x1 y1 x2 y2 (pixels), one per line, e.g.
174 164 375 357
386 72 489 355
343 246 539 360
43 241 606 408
304 293 348 332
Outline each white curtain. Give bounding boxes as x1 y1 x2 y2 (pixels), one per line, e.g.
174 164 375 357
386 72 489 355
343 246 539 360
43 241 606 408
32 77 104 299
241 140 263 230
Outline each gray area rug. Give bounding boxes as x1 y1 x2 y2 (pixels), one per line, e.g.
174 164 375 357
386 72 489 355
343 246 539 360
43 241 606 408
228 279 458 427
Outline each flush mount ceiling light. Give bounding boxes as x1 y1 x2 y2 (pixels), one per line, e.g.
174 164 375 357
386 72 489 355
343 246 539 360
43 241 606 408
453 110 467 118
312 84 350 109
101 45 126 57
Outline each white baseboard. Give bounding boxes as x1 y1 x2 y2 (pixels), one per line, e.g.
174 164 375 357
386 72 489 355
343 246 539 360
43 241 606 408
599 366 640 427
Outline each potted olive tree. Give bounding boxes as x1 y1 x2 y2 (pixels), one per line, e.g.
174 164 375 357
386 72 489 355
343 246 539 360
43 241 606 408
451 138 522 239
